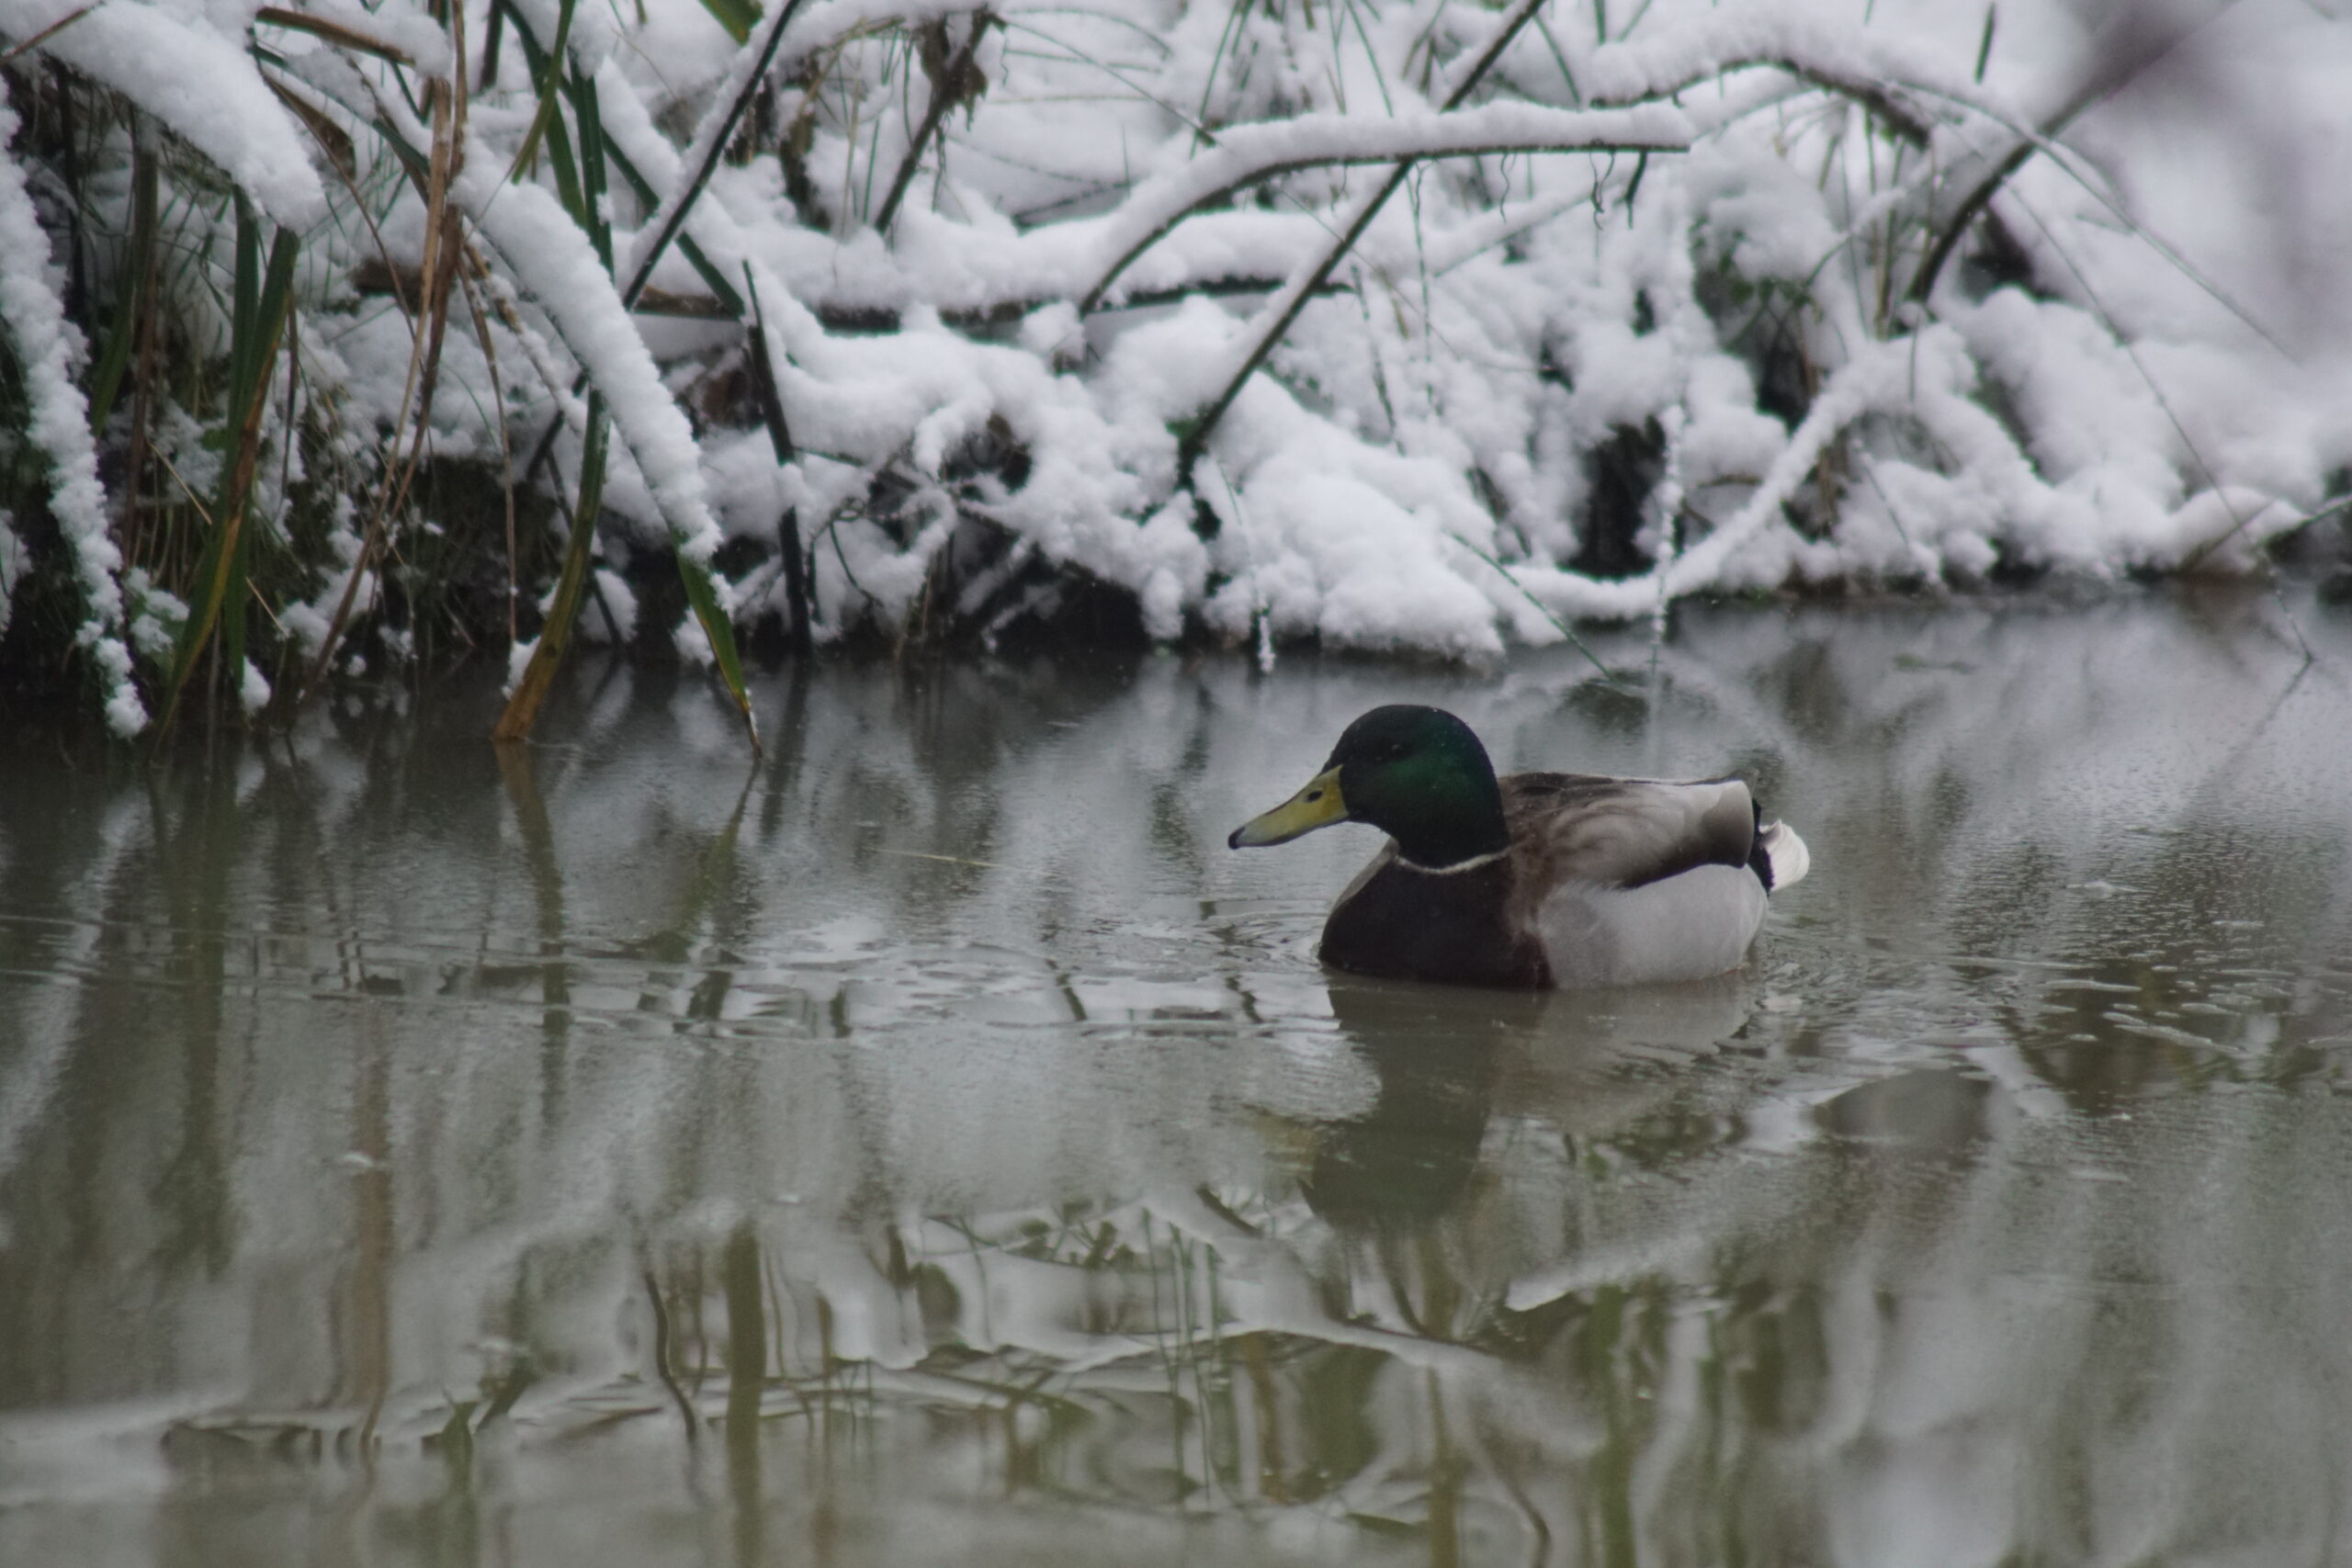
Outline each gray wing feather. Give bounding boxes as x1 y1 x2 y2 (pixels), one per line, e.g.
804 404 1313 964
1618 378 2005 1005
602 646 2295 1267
1503 773 1757 890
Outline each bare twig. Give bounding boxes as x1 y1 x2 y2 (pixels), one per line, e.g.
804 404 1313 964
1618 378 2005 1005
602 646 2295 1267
0 3 99 65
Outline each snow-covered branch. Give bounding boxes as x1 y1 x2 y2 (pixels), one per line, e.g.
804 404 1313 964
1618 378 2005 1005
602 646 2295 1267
0 77 146 733
1080 101 1692 311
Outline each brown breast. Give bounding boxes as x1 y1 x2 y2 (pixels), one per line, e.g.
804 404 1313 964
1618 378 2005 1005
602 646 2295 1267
1319 853 1551 988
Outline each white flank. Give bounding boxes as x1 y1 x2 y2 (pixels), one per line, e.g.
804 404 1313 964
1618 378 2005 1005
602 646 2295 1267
1760 821 1811 892
1538 866 1770 988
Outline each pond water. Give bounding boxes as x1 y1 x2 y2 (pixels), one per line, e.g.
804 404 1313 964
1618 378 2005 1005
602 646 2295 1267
5 589 2352 1566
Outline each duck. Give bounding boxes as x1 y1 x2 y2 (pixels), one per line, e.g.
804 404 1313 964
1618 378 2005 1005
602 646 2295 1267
1227 705 1809 988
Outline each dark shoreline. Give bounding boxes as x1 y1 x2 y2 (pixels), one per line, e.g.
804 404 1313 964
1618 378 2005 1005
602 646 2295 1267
6 573 2345 753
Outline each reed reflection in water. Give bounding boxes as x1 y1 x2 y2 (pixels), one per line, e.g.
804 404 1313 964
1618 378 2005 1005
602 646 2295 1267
3 591 2352 1566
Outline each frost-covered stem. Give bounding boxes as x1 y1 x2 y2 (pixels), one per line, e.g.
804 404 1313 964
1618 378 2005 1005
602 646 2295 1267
1905 141 2026 305
1600 53 1932 144
1577 11 1995 139
453 128 756 742
1175 0 1555 479
619 0 812 309
0 76 146 735
1174 170 1408 480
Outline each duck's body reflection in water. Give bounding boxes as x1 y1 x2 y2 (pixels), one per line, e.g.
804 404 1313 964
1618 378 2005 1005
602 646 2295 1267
1298 985 1516 1236
1269 976 1758 1562
1291 977 1756 1334
1301 977 1758 1237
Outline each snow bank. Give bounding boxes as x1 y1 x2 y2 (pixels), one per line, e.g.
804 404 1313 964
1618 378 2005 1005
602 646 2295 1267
5 0 2352 706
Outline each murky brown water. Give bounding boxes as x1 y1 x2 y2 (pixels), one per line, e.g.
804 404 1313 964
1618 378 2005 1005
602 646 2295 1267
5 590 2352 1566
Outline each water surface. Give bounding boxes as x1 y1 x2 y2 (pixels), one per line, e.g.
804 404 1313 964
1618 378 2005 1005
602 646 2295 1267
5 591 2352 1566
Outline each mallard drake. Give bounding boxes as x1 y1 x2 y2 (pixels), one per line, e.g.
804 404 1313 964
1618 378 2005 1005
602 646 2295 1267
1228 705 1810 987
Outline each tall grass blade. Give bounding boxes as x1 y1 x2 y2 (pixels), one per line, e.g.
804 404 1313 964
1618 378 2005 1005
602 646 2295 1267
566 60 614 271
494 54 759 750
679 552 760 751
511 0 576 176
604 139 743 313
161 212 299 730
695 0 759 46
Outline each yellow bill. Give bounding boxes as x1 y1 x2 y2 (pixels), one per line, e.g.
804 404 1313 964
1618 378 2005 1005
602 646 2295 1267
1228 768 1348 848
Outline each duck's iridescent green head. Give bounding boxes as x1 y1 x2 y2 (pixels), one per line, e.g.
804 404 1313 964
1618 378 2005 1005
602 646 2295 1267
1228 705 1510 868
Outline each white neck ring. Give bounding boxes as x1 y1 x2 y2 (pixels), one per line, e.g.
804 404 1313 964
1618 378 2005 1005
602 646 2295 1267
1396 846 1508 875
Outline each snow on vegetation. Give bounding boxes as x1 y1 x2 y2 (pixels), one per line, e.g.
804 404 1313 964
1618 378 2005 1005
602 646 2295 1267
3 0 2351 723
0 76 147 733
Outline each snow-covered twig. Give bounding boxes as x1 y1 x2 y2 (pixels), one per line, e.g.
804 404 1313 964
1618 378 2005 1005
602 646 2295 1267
1080 100 1690 312
0 77 145 733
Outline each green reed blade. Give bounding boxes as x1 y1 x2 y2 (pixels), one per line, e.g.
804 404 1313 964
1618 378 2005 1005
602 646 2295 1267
565 64 613 271
604 138 744 315
477 7 759 750
694 0 758 45
677 543 760 750
511 0 575 176
228 195 261 399
540 92 586 232
163 217 300 728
